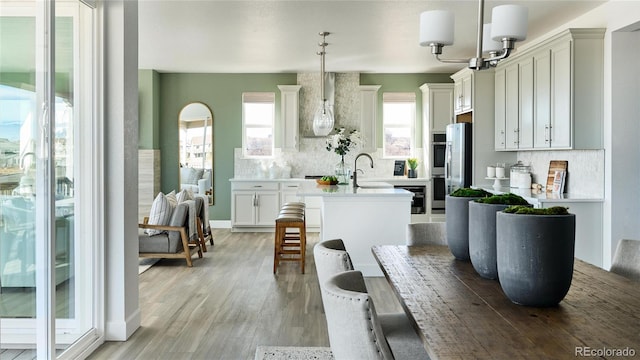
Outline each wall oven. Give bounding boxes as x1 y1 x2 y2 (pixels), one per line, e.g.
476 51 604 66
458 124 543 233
431 176 445 213
431 132 446 213
432 132 446 176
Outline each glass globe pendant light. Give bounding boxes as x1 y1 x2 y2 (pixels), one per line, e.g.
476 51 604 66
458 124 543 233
312 32 334 137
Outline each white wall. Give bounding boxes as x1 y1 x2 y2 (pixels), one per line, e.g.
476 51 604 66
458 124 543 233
104 0 141 341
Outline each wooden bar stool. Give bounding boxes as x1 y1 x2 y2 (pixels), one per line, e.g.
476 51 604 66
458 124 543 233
273 205 306 274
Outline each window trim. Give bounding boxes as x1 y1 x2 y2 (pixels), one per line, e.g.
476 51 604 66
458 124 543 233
382 92 416 159
242 92 276 159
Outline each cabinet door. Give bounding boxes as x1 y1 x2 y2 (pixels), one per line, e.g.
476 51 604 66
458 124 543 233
232 192 256 226
494 68 506 150
431 88 454 132
281 188 302 205
278 85 301 151
302 196 323 228
505 64 520 150
453 80 463 113
255 191 280 226
534 49 552 148
518 58 534 149
551 41 572 148
462 75 473 112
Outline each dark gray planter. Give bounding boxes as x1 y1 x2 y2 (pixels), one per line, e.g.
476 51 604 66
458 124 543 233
446 195 485 261
468 202 510 279
496 212 576 307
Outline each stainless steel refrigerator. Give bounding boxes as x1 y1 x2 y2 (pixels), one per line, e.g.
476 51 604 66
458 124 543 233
445 123 472 193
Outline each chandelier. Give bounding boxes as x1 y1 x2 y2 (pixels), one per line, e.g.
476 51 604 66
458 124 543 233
312 31 335 137
419 0 528 70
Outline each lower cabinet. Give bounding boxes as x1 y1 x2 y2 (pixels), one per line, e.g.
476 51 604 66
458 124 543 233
231 180 320 231
232 190 280 227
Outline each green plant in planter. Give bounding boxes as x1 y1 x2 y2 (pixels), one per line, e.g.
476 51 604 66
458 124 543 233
450 188 492 198
445 188 492 261
469 193 531 280
406 158 418 170
475 193 530 205
503 205 569 215
496 205 575 307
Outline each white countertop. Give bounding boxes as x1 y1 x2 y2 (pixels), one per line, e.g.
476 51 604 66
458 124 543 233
230 177 429 184
297 181 414 198
477 186 604 204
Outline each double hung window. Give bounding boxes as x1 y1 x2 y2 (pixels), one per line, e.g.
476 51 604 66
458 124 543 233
382 92 416 158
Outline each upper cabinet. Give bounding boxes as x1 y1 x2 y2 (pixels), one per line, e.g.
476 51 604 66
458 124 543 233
420 83 454 133
359 85 381 153
451 71 473 114
278 85 302 151
494 28 605 151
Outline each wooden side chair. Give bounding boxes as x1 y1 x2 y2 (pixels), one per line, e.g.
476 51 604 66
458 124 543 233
139 202 203 267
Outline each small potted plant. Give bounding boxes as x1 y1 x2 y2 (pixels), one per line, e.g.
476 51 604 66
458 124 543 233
445 188 492 261
468 193 531 279
406 158 418 178
496 205 575 307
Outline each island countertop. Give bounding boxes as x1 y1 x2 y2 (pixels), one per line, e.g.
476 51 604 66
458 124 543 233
296 181 414 198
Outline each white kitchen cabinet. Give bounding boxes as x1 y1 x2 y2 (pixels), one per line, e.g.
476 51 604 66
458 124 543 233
451 71 472 114
419 83 454 133
504 63 520 150
278 85 302 151
359 85 381 152
518 57 534 149
533 49 552 148
231 180 322 231
494 68 506 150
494 28 604 151
231 181 280 228
548 40 572 148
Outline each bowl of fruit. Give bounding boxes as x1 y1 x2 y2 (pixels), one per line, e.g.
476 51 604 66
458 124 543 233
316 175 339 186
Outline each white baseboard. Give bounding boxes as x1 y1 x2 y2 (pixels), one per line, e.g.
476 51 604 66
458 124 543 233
210 220 231 229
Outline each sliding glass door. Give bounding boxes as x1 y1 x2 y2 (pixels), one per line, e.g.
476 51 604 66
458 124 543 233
0 0 100 357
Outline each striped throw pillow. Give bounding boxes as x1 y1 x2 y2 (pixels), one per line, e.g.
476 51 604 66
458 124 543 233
145 192 175 236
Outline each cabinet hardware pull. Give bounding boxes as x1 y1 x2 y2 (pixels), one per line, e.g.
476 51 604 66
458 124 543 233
254 185 263 188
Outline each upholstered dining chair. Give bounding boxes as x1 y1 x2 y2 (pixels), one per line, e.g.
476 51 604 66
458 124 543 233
610 239 640 281
323 270 430 360
314 240 429 360
406 222 446 246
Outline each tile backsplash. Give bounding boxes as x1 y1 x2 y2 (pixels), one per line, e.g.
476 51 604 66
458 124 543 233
234 147 425 180
517 149 604 196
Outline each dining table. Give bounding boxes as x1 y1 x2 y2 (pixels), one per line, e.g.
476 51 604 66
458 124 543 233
372 244 640 359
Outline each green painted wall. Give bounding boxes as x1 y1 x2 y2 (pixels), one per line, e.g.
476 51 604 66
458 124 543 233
138 69 160 149
360 73 453 148
156 73 297 220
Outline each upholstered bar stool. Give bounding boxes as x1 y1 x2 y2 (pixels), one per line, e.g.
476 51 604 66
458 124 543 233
274 208 307 274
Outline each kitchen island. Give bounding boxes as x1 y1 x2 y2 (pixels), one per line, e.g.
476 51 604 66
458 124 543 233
297 182 413 276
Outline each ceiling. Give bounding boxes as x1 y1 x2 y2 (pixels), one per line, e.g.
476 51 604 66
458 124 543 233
139 0 607 74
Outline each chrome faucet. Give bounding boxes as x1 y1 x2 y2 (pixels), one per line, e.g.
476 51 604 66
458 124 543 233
353 153 374 187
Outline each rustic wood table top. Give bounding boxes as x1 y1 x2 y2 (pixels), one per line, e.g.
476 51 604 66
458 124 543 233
372 245 640 360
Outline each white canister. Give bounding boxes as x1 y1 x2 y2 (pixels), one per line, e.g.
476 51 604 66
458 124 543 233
268 162 281 179
495 167 505 178
487 166 496 178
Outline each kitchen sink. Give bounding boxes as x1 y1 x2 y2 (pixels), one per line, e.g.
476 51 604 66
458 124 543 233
357 181 393 189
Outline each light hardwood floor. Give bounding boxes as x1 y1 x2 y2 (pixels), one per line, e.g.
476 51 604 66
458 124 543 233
88 229 403 360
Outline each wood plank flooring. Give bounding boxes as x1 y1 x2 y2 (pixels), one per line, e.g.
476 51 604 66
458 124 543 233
88 229 403 360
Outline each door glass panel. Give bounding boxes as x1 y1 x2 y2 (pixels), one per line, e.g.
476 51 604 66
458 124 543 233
1 0 95 356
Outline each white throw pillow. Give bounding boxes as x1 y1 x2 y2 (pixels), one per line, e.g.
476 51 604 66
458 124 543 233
145 192 175 236
165 190 177 208
176 188 193 203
